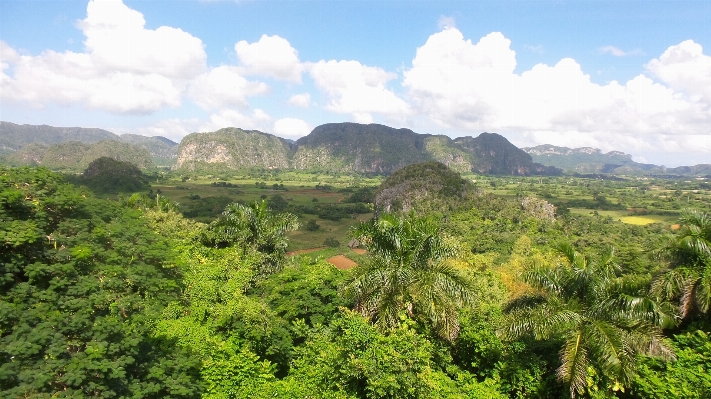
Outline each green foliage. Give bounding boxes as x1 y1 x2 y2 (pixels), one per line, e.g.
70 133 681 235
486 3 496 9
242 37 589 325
79 156 150 193
375 161 476 214
254 260 346 327
0 166 201 398
654 209 711 318
503 244 676 397
286 309 467 399
631 328 711 399
343 187 375 204
345 212 473 341
200 200 299 277
324 237 340 247
182 195 235 219
304 219 321 231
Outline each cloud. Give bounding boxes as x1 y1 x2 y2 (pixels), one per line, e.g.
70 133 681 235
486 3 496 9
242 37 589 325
646 40 711 103
199 108 272 132
525 44 544 54
235 34 304 82
598 45 644 57
113 118 202 142
403 30 517 129
287 92 311 108
0 0 206 114
403 28 711 156
188 65 269 110
273 117 312 139
437 15 456 30
308 59 411 123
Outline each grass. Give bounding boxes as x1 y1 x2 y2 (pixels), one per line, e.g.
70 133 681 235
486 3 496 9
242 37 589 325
150 176 378 250
568 208 677 225
286 213 372 251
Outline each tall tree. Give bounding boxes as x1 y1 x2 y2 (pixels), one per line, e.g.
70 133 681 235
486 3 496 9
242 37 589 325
654 209 711 317
343 212 472 341
201 200 299 277
502 243 676 398
0 167 201 398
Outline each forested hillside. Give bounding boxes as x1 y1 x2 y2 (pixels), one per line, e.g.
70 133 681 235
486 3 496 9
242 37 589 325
173 123 560 176
6 139 154 171
523 144 711 176
2 163 711 398
0 122 177 167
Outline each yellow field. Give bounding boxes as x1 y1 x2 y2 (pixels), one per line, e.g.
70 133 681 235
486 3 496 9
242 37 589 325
568 208 676 225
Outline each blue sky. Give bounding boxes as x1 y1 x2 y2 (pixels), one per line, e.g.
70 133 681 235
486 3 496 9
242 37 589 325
1 0 710 166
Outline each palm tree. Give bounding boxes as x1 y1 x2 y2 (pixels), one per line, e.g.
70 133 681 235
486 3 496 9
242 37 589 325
202 200 299 275
653 209 711 317
343 212 473 341
502 243 676 398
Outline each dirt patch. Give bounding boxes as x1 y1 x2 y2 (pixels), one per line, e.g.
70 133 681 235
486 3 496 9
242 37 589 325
287 246 326 256
351 248 368 255
327 255 357 270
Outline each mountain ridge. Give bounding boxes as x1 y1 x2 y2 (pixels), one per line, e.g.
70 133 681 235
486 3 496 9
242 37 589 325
4 121 708 177
172 122 560 176
522 144 710 176
0 121 177 166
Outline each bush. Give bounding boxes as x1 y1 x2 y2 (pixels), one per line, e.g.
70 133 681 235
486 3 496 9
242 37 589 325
305 219 321 231
323 237 340 247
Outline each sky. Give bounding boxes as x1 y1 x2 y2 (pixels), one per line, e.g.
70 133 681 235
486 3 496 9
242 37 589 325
1 0 710 167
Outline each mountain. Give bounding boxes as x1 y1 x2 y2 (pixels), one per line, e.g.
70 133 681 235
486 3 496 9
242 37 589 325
522 145 639 173
0 121 177 166
117 134 178 167
454 134 561 175
292 123 430 174
173 122 560 176
374 161 477 212
6 139 154 171
523 144 711 176
173 127 293 171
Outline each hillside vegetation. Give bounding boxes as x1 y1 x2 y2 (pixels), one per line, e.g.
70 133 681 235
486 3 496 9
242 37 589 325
524 144 711 176
375 161 477 213
7 139 154 171
3 163 711 398
174 122 560 176
174 127 293 172
0 121 177 166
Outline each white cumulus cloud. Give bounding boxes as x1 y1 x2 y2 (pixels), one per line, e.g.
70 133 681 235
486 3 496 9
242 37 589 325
403 28 711 156
646 40 711 103
200 108 272 132
273 117 312 139
188 66 269 110
287 92 311 108
0 0 206 114
308 59 411 123
235 34 304 82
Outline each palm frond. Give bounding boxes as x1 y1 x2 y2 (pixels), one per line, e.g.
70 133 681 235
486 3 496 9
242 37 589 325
558 329 589 398
585 321 625 381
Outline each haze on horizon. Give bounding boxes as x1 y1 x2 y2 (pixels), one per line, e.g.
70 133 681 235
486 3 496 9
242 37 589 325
1 0 710 167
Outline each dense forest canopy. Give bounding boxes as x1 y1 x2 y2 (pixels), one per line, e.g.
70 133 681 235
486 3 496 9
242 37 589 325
1 163 711 398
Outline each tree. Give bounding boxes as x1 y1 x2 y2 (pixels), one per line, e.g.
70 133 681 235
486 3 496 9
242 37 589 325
654 209 711 318
201 200 299 277
343 212 472 341
80 156 149 193
0 167 201 398
502 243 676 398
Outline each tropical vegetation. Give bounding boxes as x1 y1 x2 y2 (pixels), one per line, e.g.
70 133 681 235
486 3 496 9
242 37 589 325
2 163 711 399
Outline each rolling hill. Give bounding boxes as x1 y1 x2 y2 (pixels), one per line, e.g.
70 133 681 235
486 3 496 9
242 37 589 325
0 121 177 166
